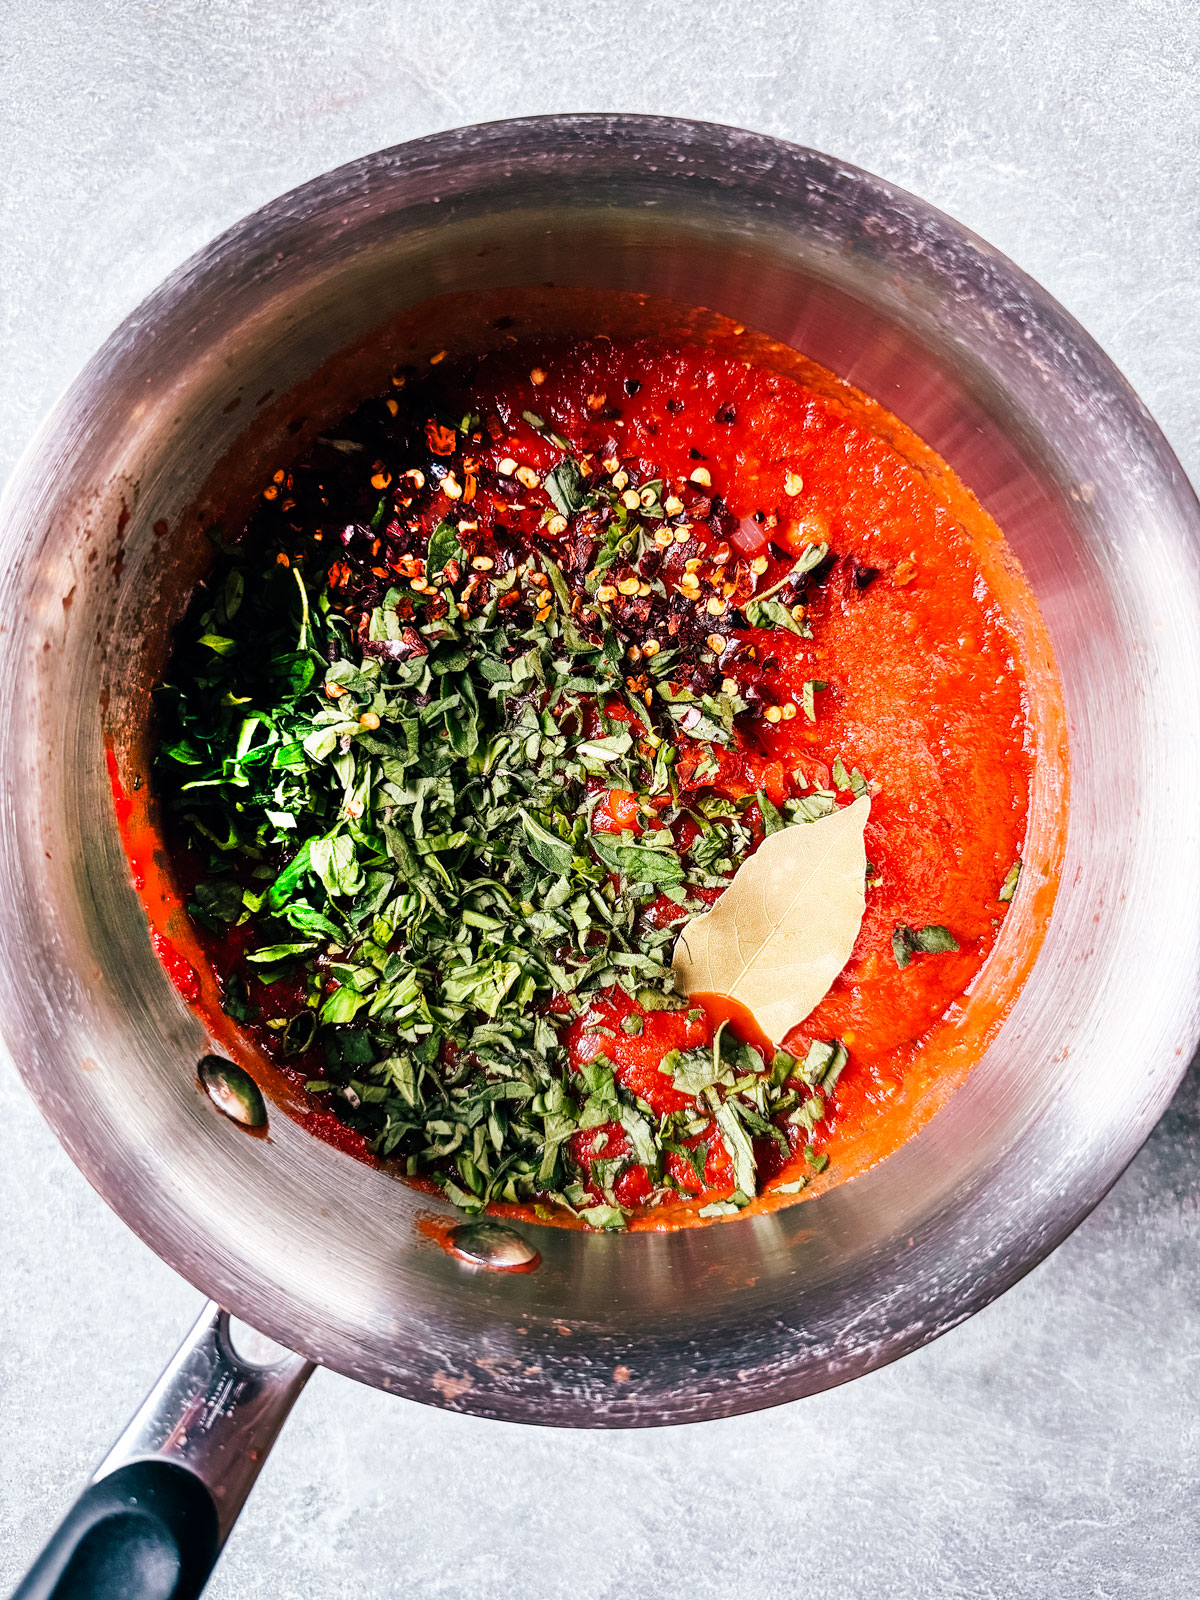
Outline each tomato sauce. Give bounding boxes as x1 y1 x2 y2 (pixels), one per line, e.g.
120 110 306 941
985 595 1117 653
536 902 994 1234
117 296 1065 1230
442 338 1034 1197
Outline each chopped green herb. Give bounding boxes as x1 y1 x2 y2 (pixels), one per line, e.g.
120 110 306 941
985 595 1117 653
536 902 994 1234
756 790 786 836
154 361 868 1230
801 679 827 723
426 520 464 578
891 922 961 969
543 457 589 518
742 597 808 638
753 543 828 601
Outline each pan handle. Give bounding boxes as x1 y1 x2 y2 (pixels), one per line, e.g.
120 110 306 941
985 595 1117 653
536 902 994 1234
9 1300 314 1600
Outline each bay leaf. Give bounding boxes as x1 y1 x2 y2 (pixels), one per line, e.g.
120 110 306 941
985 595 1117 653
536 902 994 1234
672 795 870 1044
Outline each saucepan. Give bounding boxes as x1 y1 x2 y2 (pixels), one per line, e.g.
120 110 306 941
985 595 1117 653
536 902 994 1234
4 115 1199 1600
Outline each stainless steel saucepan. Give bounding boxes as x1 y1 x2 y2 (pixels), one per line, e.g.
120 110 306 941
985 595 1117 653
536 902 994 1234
4 116 1199 1600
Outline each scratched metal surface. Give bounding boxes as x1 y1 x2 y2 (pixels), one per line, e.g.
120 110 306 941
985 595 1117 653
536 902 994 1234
2 6 1199 1598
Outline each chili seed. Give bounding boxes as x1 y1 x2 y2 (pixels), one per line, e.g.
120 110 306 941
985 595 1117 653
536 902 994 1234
689 466 712 487
497 457 517 476
765 705 782 723
617 576 640 596
359 712 381 730
781 703 798 721
596 584 618 603
642 639 661 657
750 554 769 575
664 495 684 514
784 471 804 496
705 596 726 616
471 555 495 572
516 466 540 490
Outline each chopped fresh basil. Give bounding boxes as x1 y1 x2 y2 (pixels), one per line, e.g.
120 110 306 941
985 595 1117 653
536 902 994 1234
544 457 589 518
752 542 828 602
742 597 807 638
715 1100 758 1198
155 372 863 1230
245 940 318 964
426 519 463 578
520 810 575 875
757 790 786 836
591 831 686 887
801 679 827 723
891 922 961 969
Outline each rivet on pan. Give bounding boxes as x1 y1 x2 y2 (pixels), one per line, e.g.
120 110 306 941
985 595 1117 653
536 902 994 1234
447 1220 540 1272
198 1055 267 1129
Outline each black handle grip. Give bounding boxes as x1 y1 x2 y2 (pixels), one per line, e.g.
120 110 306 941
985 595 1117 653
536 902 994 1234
10 1461 220 1600
10 1303 312 1600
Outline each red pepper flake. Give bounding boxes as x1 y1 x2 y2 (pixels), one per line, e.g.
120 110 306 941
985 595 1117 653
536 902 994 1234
425 420 457 456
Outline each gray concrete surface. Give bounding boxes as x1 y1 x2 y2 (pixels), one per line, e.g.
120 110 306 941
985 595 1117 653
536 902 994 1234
2 3 1199 1595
